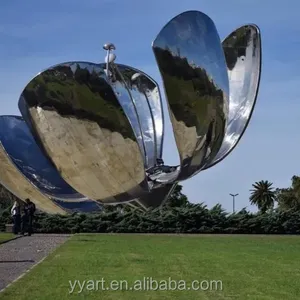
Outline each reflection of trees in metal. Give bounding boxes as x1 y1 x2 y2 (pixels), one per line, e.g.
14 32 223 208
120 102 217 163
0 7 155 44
152 10 229 182
23 63 134 140
19 62 148 204
153 47 224 130
222 27 251 71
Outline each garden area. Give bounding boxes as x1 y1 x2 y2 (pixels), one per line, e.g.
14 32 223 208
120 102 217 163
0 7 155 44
1 234 300 300
0 233 14 244
1 176 300 299
1 177 300 235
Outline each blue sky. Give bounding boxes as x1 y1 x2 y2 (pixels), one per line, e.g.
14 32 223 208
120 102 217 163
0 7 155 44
1 0 299 212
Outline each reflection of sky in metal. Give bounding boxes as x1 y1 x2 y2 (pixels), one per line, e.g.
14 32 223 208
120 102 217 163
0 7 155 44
223 34 257 144
68 62 105 75
111 80 145 159
153 11 229 95
117 64 164 162
228 57 246 121
205 25 260 167
0 116 87 200
225 30 258 142
145 86 164 158
129 84 156 167
53 199 102 213
110 64 164 168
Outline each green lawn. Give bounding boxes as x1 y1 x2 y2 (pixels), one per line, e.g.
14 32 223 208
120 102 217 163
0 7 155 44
1 234 300 299
0 233 15 244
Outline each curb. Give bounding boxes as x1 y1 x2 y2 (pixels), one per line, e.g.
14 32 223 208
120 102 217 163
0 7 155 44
0 235 23 245
0 256 48 293
0 235 72 294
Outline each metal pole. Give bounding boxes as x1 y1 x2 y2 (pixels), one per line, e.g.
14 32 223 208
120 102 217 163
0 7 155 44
230 193 238 213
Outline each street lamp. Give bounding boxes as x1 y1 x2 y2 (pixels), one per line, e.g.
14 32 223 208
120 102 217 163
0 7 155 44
229 193 239 213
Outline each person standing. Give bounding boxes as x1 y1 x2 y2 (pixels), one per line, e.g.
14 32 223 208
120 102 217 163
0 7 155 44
22 199 36 236
21 203 28 235
11 200 21 234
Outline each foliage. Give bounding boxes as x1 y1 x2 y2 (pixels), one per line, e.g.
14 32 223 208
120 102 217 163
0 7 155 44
0 203 300 234
1 174 300 234
163 184 189 208
277 176 300 211
249 180 276 213
0 184 19 210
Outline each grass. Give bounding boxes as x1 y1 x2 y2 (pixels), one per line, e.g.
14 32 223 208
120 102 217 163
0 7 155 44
0 233 15 244
1 234 300 299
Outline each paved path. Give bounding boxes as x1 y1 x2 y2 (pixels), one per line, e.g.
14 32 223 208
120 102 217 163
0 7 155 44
0 234 71 291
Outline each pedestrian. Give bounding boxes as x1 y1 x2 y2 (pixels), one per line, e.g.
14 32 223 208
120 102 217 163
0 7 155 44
21 204 28 235
21 198 36 236
11 200 21 234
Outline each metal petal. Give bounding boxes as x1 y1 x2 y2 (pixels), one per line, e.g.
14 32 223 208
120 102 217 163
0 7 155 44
203 24 262 169
0 115 88 202
109 64 164 169
53 199 103 213
0 133 66 215
18 61 148 204
152 11 229 181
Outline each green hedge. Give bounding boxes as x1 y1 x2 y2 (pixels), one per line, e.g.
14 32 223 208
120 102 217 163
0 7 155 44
2 204 300 234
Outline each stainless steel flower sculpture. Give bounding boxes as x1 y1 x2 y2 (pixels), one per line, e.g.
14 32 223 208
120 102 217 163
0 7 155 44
0 11 261 213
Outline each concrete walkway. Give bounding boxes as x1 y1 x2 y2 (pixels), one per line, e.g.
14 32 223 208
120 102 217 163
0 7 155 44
0 234 71 291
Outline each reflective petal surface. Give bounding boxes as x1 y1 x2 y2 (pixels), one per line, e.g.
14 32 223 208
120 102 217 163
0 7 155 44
53 199 103 213
19 61 148 203
0 141 66 215
152 11 229 181
203 24 261 169
109 64 164 168
0 115 88 201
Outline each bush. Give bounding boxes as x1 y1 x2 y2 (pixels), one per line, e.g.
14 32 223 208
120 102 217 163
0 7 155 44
2 204 300 234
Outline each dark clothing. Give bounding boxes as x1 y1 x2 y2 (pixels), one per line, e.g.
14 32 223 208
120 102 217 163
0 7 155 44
28 215 33 236
13 214 21 234
22 202 36 235
24 202 36 216
21 214 28 235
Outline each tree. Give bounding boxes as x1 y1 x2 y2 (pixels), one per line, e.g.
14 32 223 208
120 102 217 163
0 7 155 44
249 180 276 213
103 203 124 213
277 176 300 211
0 184 19 210
165 184 189 207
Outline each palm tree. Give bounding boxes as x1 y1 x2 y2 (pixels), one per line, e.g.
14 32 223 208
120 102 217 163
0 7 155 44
249 180 277 213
